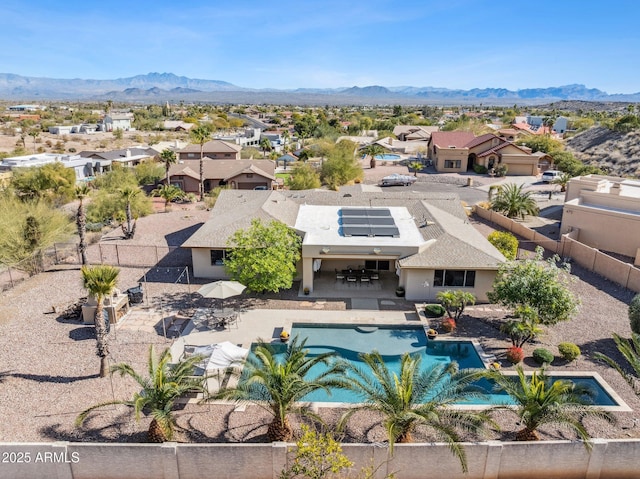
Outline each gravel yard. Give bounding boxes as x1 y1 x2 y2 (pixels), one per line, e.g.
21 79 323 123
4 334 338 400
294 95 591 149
1 181 639 446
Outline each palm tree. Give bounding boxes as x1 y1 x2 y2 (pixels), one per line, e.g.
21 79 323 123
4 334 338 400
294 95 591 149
552 172 573 193
260 137 272 158
75 184 91 265
189 124 212 201
281 129 291 153
362 143 385 169
159 149 177 186
214 336 346 442
483 366 615 446
119 186 141 239
408 160 423 177
81 265 120 377
594 333 640 396
152 184 183 209
76 345 207 442
338 352 493 473
490 183 539 219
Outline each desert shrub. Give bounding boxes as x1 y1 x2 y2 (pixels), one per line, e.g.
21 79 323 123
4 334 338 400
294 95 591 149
473 164 488 174
558 342 581 362
441 317 456 333
424 304 446 318
505 346 524 364
630 294 640 335
532 348 554 365
487 231 518 260
494 164 508 177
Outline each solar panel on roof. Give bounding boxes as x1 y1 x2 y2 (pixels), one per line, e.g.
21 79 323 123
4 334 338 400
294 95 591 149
368 217 395 226
339 208 398 237
341 208 368 217
343 226 371 237
371 226 400 237
367 209 391 217
342 216 369 225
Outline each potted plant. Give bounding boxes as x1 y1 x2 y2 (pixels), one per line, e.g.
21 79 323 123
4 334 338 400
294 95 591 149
427 328 438 340
395 286 405 297
280 331 290 343
303 287 310 295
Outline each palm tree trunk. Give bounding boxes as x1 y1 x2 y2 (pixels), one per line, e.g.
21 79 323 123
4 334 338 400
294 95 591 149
94 301 110 378
148 418 169 443
199 144 204 201
397 430 413 443
77 199 88 265
267 417 292 442
515 427 539 441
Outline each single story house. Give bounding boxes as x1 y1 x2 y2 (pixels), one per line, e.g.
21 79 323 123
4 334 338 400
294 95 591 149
178 140 242 161
79 148 156 170
168 159 276 193
561 175 640 264
0 153 96 181
103 113 133 132
428 132 540 175
162 121 194 132
182 188 505 302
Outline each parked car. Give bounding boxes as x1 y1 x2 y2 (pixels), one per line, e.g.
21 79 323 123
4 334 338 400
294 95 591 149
541 170 561 183
378 174 417 187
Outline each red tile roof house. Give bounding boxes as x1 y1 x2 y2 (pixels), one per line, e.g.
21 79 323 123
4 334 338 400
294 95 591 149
167 159 276 194
427 132 541 175
178 140 242 161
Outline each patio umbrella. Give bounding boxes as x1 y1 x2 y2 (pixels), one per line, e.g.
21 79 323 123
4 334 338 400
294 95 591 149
197 280 246 308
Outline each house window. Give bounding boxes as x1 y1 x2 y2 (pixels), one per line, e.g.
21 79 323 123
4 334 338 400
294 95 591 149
225 153 231 157
364 260 390 270
444 160 461 169
187 153 195 158
246 173 253 178
210 249 227 266
433 270 476 287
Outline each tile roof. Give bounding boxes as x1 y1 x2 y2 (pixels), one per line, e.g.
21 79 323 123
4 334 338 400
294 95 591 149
179 140 242 153
464 133 500 149
169 159 275 182
429 131 475 148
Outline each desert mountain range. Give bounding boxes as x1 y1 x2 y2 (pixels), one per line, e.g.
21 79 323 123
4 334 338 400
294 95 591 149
1 72 640 105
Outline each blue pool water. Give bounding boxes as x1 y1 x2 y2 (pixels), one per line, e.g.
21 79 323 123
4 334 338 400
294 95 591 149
246 324 620 406
374 154 401 161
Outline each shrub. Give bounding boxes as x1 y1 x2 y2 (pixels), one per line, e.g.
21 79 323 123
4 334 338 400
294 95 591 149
487 231 518 260
558 342 581 362
532 348 554 365
505 346 524 364
441 317 456 333
424 304 446 318
473 164 488 174
494 164 508 177
630 293 640 335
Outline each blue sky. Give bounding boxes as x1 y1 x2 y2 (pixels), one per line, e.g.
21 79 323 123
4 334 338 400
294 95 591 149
2 0 639 93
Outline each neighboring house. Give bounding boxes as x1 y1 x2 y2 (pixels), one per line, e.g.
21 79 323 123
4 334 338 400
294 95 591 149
215 128 262 148
0 153 96 180
393 125 439 142
150 140 189 154
427 132 540 175
7 105 45 112
162 121 194 132
178 140 242 161
79 147 156 171
103 113 133 132
167 159 276 193
183 188 505 302
561 175 640 263
261 131 285 151
48 125 74 135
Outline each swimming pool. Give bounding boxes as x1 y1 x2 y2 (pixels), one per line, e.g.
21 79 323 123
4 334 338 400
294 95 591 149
374 154 401 161
245 324 628 409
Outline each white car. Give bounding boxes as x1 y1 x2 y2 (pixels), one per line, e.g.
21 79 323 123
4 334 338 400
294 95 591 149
378 174 417 187
541 170 561 183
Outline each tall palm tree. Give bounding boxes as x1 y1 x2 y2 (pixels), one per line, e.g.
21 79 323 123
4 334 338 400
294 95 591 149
214 336 346 442
118 186 141 239
159 149 177 186
594 333 640 396
490 183 539 219
75 184 91 265
81 265 120 377
483 366 615 446
281 129 291 153
189 123 213 201
260 137 272 158
338 352 493 473
76 345 207 442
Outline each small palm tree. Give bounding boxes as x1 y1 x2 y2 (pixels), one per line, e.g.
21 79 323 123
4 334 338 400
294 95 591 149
76 345 207 442
552 172 572 192
362 143 385 169
75 184 91 265
594 333 640 396
483 365 615 447
214 336 346 442
490 183 539 219
159 149 177 186
152 184 183 209
119 186 141 239
189 123 213 201
338 352 493 473
408 161 423 177
81 265 120 377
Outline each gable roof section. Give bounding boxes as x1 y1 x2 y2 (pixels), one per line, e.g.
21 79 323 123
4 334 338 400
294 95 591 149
476 141 531 158
179 139 242 154
183 190 300 249
464 133 501 150
429 131 475 148
169 159 275 181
